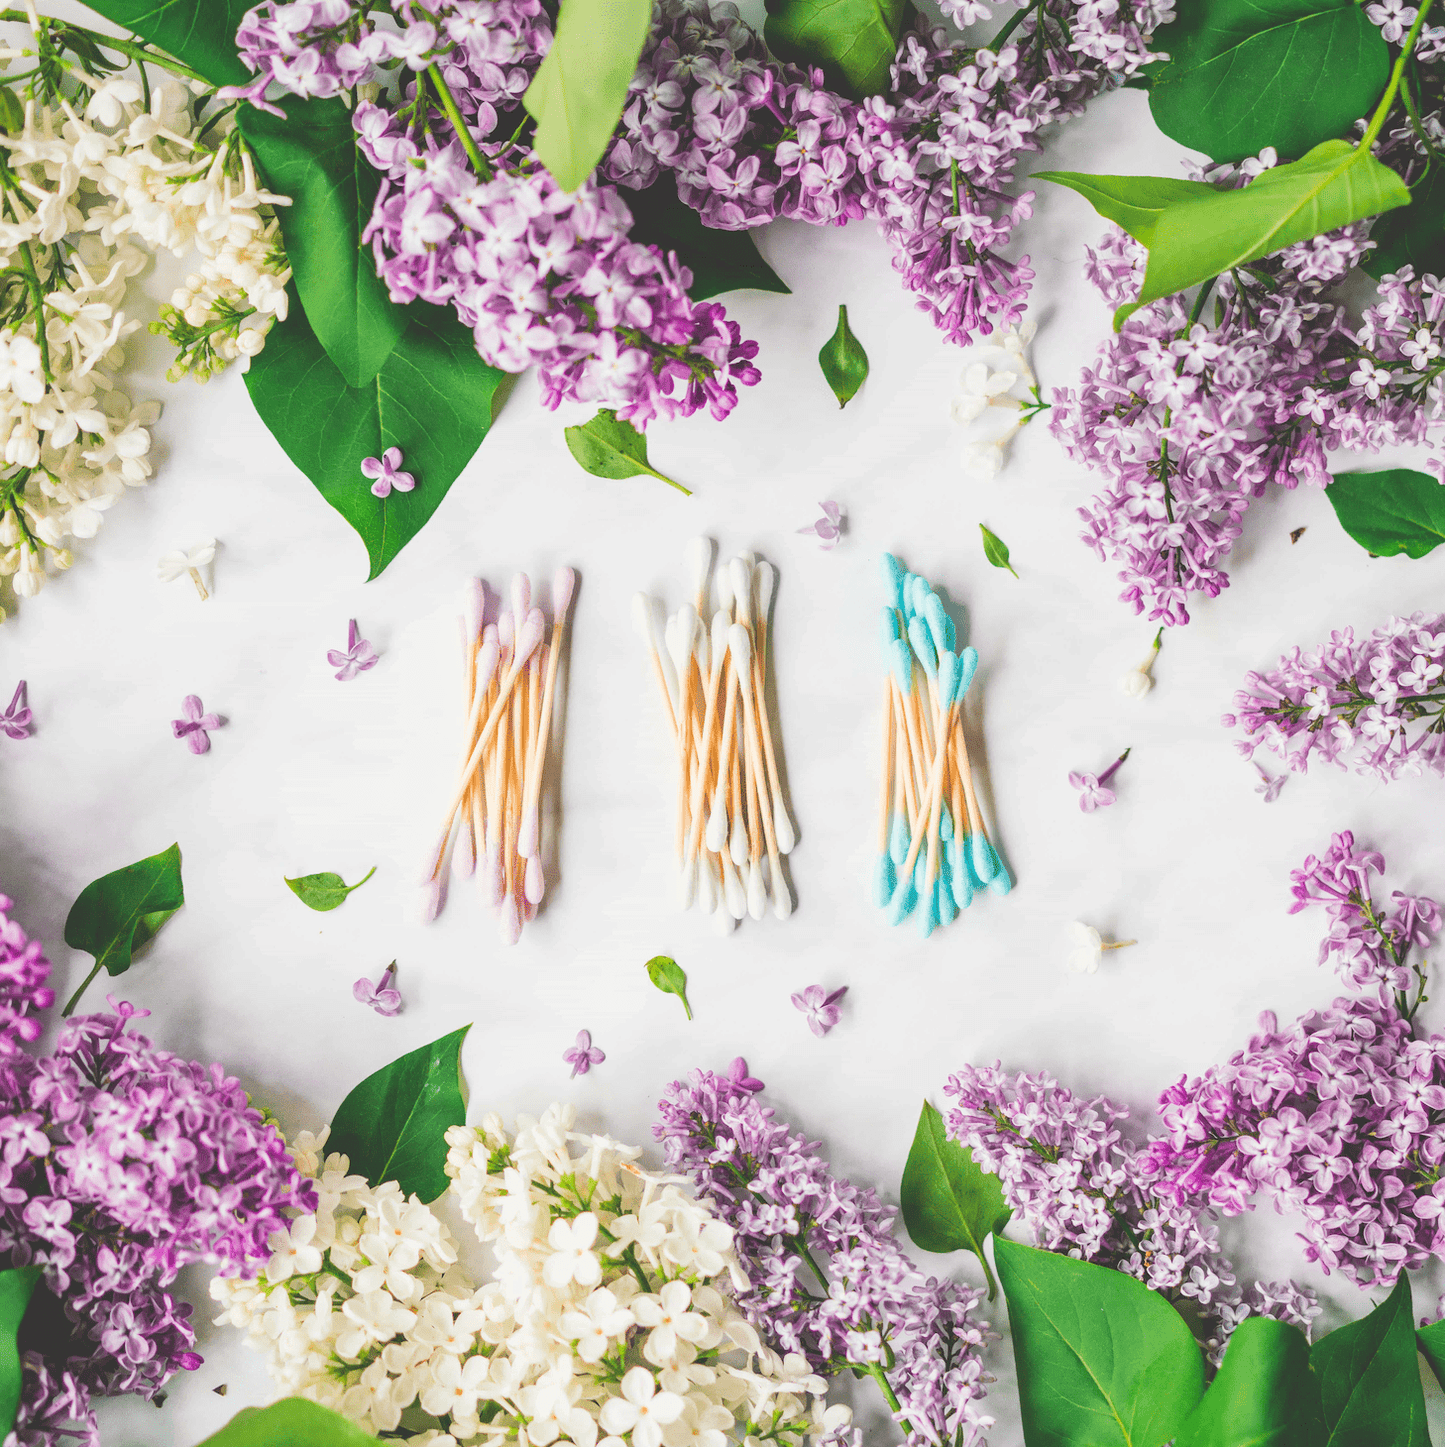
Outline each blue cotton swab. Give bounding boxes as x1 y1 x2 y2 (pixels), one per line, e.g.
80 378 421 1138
873 677 898 907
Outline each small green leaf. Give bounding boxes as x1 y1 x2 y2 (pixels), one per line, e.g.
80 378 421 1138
818 305 868 408
645 955 693 1020
995 1237 1205 1447
1034 171 1218 247
1326 468 1445 559
979 524 1018 578
244 299 505 580
77 0 255 87
524 0 653 191
1116 140 1409 325
0 1267 40 1441
625 174 791 301
1175 1317 1322 1447
1314 1274 1429 1447
564 409 688 493
1145 0 1390 165
1365 162 1445 281
329 1026 471 1201
764 0 911 100
899 1101 1010 1299
196 1398 382 1447
1416 1312 1445 1390
285 866 377 913
63 844 184 1016
240 96 407 389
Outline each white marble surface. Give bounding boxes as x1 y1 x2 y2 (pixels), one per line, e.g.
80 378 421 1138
5 18 1445 1442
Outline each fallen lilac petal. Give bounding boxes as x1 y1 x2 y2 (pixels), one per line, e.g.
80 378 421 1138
726 1056 764 1092
564 1029 605 1078
329 618 379 681
171 695 222 754
0 681 32 740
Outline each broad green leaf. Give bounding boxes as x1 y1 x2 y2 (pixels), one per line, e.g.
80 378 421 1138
63 843 184 1016
1365 161 1445 280
899 1101 1010 1299
240 97 407 388
285 866 377 913
1326 468 1445 559
1175 1317 1322 1447
1417 1313 1445 1390
196 1398 381 1447
1124 140 1409 323
625 174 791 301
818 304 868 408
329 1026 471 1201
645 955 693 1020
76 0 254 87
564 409 688 493
994 1237 1205 1447
979 524 1018 578
1146 0 1390 164
0 1267 40 1441
523 0 652 191
1034 172 1218 247
244 300 505 580
1314 1274 1429 1447
764 0 910 100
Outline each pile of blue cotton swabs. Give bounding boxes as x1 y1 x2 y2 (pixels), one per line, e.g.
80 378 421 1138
874 554 1011 935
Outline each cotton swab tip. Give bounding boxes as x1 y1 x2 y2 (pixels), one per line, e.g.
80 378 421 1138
524 854 545 906
631 591 654 639
410 876 446 925
516 805 539 859
727 621 753 666
481 843 504 907
958 646 980 697
773 801 796 855
462 577 486 638
754 559 775 619
553 565 576 621
872 852 896 908
510 571 531 623
514 606 546 665
772 869 793 919
746 859 766 921
728 557 753 619
497 891 521 945
880 553 905 610
685 535 714 587
680 854 698 911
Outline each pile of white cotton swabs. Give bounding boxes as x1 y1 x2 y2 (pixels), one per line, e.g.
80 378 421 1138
416 567 576 943
874 553 1012 935
634 538 797 933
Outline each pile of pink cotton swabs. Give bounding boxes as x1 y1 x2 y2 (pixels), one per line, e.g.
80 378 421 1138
417 567 576 944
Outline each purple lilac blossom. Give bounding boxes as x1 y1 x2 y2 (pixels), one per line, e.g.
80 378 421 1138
171 695 221 754
798 500 844 549
944 1062 1318 1361
361 447 415 499
791 984 846 1036
0 893 314 1447
1 680 31 740
353 961 401 1015
656 1065 994 1446
328 618 378 681
563 1029 605 1078
1224 613 1445 781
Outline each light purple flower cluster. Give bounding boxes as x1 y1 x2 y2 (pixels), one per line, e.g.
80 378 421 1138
1144 995 1445 1288
1224 612 1445 781
0 893 315 1447
656 1065 994 1447
944 1062 1318 1360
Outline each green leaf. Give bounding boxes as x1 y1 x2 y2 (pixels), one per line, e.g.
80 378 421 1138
899 1101 1010 1299
764 0 911 100
1326 467 1445 559
1121 140 1410 324
240 97 407 389
563 409 688 493
63 843 184 1015
818 304 868 408
1146 0 1390 165
1175 1317 1322 1447
1416 1313 1445 1391
1314 1274 1429 1447
1365 161 1445 280
994 1237 1205 1447
285 866 377 913
644 955 693 1020
195 1398 382 1447
328 1026 471 1201
979 524 1018 579
244 299 504 580
1034 172 1219 247
523 0 653 191
625 174 791 301
0 1267 40 1441
76 0 254 87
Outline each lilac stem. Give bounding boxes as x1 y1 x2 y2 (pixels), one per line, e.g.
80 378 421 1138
1097 747 1131 787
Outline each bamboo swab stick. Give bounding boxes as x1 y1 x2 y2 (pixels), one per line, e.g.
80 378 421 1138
730 623 791 919
518 567 576 860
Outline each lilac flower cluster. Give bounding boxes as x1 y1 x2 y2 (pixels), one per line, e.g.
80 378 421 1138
1144 995 1445 1288
944 1062 1318 1360
1224 612 1445 781
0 893 315 1447
656 1064 994 1447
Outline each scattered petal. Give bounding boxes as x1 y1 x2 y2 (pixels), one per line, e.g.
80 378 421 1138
328 619 378 682
171 694 222 755
725 1056 764 1093
563 1029 605 1078
1 681 32 740
360 447 416 499
797 500 845 550
353 962 403 1016
791 983 847 1037
1254 761 1288 803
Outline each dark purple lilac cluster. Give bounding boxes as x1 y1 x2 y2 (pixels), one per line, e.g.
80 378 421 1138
656 1062 994 1447
0 894 315 1447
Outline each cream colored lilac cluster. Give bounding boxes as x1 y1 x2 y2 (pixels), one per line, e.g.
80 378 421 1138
0 53 291 622
211 1105 848 1447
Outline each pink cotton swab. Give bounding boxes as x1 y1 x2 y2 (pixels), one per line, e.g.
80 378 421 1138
517 566 577 861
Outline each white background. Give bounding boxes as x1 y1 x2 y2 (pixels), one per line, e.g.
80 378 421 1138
5 6 1445 1440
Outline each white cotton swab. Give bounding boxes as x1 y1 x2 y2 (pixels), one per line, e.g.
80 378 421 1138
517 566 576 860
685 535 715 616
730 621 790 918
747 560 797 856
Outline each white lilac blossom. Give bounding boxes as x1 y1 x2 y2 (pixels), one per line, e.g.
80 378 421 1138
213 1104 836 1447
156 538 217 599
950 322 1048 477
171 695 222 755
1120 628 1163 698
0 680 31 739
0 46 291 623
1224 612 1445 781
1065 921 1135 974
